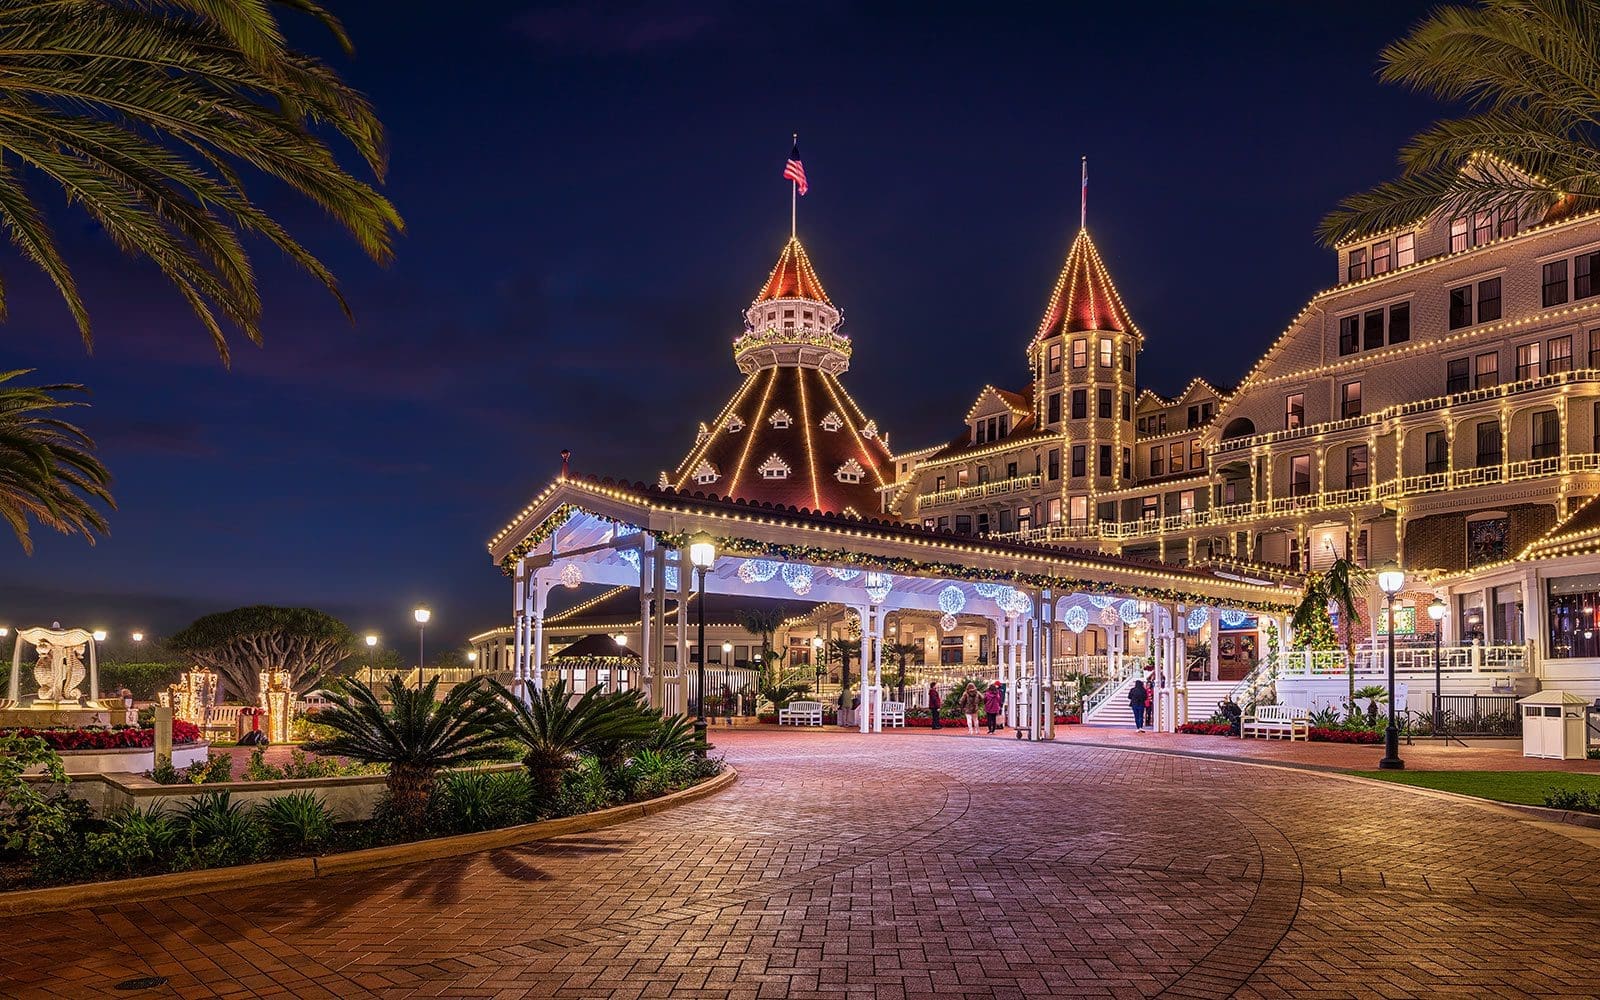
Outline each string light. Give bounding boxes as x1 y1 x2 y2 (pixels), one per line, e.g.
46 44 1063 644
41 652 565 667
781 563 814 595
1063 606 1088 633
828 567 860 581
937 585 967 616
1118 599 1143 624
560 563 583 589
939 613 959 631
865 572 893 603
739 559 781 583
1187 606 1209 632
1220 608 1249 627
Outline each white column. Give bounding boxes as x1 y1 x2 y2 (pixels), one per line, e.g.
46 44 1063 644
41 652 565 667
1041 591 1055 740
1208 608 1221 681
674 549 690 715
531 578 548 693
511 567 527 691
652 546 668 708
637 539 652 706
872 609 884 733
857 605 871 733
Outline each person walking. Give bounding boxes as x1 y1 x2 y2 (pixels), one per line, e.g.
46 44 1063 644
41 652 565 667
1129 678 1149 732
984 680 1004 734
1145 680 1157 732
959 682 982 735
720 683 735 727
928 681 942 730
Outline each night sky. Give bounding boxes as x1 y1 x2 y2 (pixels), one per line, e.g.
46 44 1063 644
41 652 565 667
6 1 1446 646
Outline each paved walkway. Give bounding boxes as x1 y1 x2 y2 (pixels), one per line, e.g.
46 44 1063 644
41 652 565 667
7 729 1600 998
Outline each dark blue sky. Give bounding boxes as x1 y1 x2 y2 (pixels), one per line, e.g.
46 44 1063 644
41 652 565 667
5 1 1441 645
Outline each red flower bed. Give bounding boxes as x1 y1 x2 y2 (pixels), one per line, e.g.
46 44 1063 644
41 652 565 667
2 720 202 751
1178 722 1233 736
1309 727 1382 744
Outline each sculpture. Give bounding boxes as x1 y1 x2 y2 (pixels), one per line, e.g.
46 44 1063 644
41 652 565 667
7 625 102 708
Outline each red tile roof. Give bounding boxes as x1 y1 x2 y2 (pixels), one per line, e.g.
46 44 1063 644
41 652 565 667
1033 228 1139 343
754 237 832 305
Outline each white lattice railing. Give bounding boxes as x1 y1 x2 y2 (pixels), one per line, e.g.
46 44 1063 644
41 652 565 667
918 473 1043 509
1277 644 1531 678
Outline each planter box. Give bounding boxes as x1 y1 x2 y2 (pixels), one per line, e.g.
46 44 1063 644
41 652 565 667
26 742 209 778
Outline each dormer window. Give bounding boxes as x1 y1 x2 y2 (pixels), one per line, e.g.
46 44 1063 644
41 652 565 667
758 454 790 479
695 422 710 445
657 471 670 489
861 420 878 440
725 414 744 432
769 409 792 429
836 458 865 484
693 460 719 485
820 410 843 432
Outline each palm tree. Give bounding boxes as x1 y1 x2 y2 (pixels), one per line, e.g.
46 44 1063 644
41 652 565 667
1319 0 1600 246
486 679 658 801
0 1 402 362
0 371 112 552
885 642 920 703
827 638 858 713
309 675 506 831
1292 557 1367 706
1353 684 1390 727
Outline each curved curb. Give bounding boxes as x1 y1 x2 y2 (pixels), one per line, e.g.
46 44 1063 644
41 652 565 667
0 765 737 917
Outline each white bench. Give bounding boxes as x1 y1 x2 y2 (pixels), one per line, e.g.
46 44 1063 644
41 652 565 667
778 700 824 726
1241 705 1309 741
881 701 906 728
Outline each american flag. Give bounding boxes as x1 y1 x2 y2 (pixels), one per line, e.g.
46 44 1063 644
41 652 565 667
784 140 808 195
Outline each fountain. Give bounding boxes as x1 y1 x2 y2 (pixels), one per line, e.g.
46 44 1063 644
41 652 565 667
2 624 112 727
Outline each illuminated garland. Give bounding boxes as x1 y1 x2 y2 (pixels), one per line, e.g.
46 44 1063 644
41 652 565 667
1186 606 1209 632
1063 606 1089 634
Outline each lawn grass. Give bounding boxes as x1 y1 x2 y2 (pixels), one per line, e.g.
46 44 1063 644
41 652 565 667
1352 769 1600 806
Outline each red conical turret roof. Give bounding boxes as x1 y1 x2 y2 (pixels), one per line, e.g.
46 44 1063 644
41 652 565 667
1033 228 1139 343
755 237 832 305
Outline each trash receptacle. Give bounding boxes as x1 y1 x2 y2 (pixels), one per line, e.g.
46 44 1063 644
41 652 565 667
1518 690 1590 760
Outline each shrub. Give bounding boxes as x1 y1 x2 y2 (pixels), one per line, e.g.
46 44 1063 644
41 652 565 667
179 791 262 867
1544 787 1600 814
83 805 181 876
628 749 691 798
242 745 382 781
0 733 88 881
289 715 337 744
554 754 621 817
255 792 335 853
1177 722 1233 736
98 661 183 700
433 769 536 833
148 751 233 785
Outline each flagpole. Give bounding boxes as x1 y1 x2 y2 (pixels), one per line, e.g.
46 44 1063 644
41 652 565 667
791 132 798 240
1080 156 1087 231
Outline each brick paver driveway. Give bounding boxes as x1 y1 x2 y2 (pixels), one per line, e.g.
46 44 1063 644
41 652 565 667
7 729 1600 999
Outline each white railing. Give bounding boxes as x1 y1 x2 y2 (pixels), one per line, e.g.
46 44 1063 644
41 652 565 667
1277 644 1531 678
919 473 1043 509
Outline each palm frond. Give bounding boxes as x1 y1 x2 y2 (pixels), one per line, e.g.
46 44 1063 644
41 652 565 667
0 369 113 552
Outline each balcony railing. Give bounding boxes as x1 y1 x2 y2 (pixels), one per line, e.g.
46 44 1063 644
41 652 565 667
1276 643 1531 678
918 472 1042 509
992 452 1600 545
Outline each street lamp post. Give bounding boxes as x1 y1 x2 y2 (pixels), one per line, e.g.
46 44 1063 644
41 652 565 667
413 608 430 691
1377 563 1406 770
613 633 628 690
466 650 478 678
1428 596 1447 737
688 534 717 755
365 634 378 688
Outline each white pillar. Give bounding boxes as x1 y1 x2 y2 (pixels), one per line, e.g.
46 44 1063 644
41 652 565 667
1208 608 1221 681
652 546 668 708
531 578 548 693
857 605 871 733
511 567 527 691
674 549 690 715
1041 591 1055 740
637 539 652 706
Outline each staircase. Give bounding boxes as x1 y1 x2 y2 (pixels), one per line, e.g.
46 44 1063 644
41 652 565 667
1083 675 1139 727
1179 681 1238 723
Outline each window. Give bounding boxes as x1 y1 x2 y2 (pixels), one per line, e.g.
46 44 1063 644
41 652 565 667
1047 448 1060 480
1016 505 1031 531
1388 302 1411 344
693 460 718 485
1395 232 1415 267
1006 461 1017 478
758 454 790 479
1097 387 1112 419
1594 401 1600 452
1475 420 1502 467
1099 337 1113 367
1157 414 1167 433
1477 277 1501 323
1121 391 1131 421
955 514 972 535
1047 392 1061 424
1473 210 1494 247
998 415 1009 435
1517 342 1541 381
1549 335 1573 374
1122 448 1131 479
835 459 865 484
1447 357 1470 394
1140 496 1158 519
1190 439 1205 468
1169 442 1184 473
1285 392 1304 429
769 409 792 429
1121 341 1132 371
1591 329 1600 369
1346 444 1369 489
956 468 969 486
973 421 984 445
1150 446 1164 476
1499 212 1518 240
1071 389 1087 419
1532 410 1560 459
1545 573 1600 659
1069 496 1089 526
1544 260 1569 307
937 516 949 532
1098 444 1111 475
1048 498 1063 524
1290 454 1312 497
1449 284 1473 329
1425 430 1449 474
1450 216 1469 252
1339 315 1360 355
1070 445 1086 477
976 513 989 536
1188 405 1200 428
1363 309 1384 350
977 464 990 483
1579 250 1600 299
1347 247 1365 282
1371 240 1391 275
1340 381 1362 419
1071 339 1088 368
1178 489 1197 513
1047 341 1062 373
935 475 946 492
1475 352 1499 388
1201 401 1214 423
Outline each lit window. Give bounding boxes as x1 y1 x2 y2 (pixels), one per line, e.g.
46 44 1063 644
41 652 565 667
1072 339 1088 368
1475 352 1499 389
769 409 792 429
1347 247 1366 282
1048 341 1062 373
758 454 790 479
1473 211 1494 246
1395 232 1415 267
1544 260 1570 307
1069 495 1088 526
1340 381 1362 419
1099 337 1113 367
1290 454 1312 497
1169 442 1184 473
693 461 719 485
1285 393 1304 429
1548 335 1573 374
1450 216 1469 253
1371 240 1391 274
1516 342 1541 381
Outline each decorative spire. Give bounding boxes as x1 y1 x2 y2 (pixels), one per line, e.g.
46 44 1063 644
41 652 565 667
1032 228 1140 343
753 237 832 306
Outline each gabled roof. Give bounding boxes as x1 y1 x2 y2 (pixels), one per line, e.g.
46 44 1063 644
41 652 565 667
754 237 832 305
1520 495 1600 561
1033 228 1140 343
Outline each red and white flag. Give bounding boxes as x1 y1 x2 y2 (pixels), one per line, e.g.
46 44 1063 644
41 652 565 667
784 140 808 195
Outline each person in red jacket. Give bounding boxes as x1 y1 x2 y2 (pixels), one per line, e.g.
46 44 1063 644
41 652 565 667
927 681 942 730
983 680 1004 733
